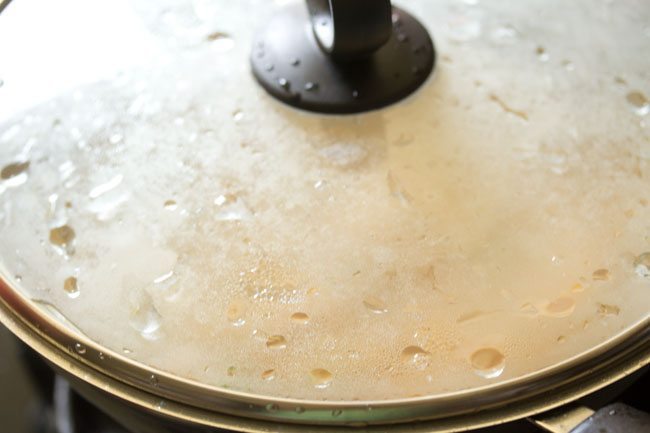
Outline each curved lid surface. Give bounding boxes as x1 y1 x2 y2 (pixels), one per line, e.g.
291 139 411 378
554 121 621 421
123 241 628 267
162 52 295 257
0 0 649 417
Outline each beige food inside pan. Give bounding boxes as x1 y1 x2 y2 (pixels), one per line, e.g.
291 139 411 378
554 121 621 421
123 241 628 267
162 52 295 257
0 0 649 401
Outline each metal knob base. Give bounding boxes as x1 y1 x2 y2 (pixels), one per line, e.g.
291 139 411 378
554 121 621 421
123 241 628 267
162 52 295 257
250 3 436 114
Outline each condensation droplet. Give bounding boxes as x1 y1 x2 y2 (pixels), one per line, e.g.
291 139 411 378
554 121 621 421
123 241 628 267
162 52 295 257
633 252 650 278
227 366 236 377
227 300 246 327
543 296 576 318
536 46 549 62
291 312 310 324
363 296 388 314
319 143 368 168
295 406 305 414
304 82 318 91
332 409 343 417
129 289 162 340
598 303 620 317
557 335 566 343
278 78 290 89
63 276 80 299
206 32 234 51
1 161 30 181
626 91 650 116
261 369 276 381
164 200 178 211
470 347 505 379
310 368 333 389
149 374 159 387
491 24 518 44
74 343 86 355
49 225 76 255
401 346 430 370
265 403 279 412
266 335 287 350
592 269 610 281
89 174 123 199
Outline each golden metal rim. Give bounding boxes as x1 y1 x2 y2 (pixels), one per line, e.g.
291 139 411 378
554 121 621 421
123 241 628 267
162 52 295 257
1 271 649 427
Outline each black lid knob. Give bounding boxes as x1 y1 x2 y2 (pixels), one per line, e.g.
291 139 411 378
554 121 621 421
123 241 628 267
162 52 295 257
251 0 436 114
307 0 392 59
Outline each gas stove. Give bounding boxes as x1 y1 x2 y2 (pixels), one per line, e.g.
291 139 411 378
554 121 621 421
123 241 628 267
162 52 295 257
1 325 648 433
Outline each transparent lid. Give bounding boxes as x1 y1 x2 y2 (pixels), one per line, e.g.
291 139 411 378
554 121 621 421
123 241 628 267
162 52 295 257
0 0 649 406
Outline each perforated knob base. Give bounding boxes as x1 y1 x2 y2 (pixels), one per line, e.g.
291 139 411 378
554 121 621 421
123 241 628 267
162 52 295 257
251 4 435 114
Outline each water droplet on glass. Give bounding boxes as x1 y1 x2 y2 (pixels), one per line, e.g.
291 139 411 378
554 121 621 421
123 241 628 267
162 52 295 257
266 335 287 350
290 57 300 66
291 312 310 324
149 375 159 387
633 253 650 278
401 346 430 370
265 403 279 412
626 91 650 116
74 343 86 355
592 269 610 281
332 409 343 417
109 133 123 145
396 33 408 43
278 78 290 90
89 174 123 199
262 369 276 381
49 225 76 254
319 143 367 168
64 276 80 299
1 161 30 182
571 282 584 293
543 296 576 318
448 16 481 42
536 46 549 62
491 24 518 44
164 200 178 211
598 303 620 317
227 366 237 377
363 296 388 314
129 289 162 340
557 335 566 343
227 300 246 327
295 406 305 414
123 348 133 354
310 368 333 389
562 60 575 71
304 82 318 92
352 90 359 99
206 32 234 51
470 347 505 379
233 110 244 122
265 64 274 72
214 194 251 221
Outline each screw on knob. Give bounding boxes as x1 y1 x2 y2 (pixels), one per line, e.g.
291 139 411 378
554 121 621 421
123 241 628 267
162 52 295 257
306 0 393 60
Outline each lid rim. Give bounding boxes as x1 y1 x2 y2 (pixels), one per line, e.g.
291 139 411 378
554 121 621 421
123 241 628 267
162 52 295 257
1 272 648 426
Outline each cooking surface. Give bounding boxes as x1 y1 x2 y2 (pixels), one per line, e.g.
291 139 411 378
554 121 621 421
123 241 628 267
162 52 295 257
0 0 649 403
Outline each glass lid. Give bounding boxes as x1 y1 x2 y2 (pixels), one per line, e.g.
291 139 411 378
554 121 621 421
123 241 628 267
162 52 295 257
0 0 649 413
